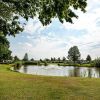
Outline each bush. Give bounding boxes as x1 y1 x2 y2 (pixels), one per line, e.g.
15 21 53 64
92 58 100 67
15 62 22 66
23 61 44 66
13 62 22 70
23 61 38 65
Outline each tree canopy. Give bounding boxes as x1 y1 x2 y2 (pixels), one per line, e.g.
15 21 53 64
0 34 12 62
67 46 81 63
0 0 87 36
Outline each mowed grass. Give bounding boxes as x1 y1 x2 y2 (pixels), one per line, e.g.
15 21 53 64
0 64 100 100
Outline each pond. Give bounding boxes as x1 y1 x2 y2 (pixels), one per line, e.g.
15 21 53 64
12 65 100 78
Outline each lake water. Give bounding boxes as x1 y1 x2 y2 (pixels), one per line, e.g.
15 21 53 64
12 65 100 78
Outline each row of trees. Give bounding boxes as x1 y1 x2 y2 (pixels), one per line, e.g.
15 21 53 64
0 44 92 64
13 48 100 67
13 46 91 64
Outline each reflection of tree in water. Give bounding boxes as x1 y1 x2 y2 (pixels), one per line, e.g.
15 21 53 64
14 65 21 71
68 67 81 77
94 68 100 78
73 67 80 77
68 70 74 77
14 66 17 71
81 68 93 78
23 65 28 73
98 69 100 78
87 68 92 78
71 67 93 78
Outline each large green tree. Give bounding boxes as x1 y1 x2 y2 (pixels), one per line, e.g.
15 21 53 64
0 0 87 36
0 34 12 62
67 46 81 63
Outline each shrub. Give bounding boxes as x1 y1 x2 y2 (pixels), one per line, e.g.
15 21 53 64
92 58 100 67
23 61 38 65
13 62 22 70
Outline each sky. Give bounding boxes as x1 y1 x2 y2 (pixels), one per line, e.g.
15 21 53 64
8 0 100 60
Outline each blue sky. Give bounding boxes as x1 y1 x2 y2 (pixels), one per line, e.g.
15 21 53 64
8 0 100 60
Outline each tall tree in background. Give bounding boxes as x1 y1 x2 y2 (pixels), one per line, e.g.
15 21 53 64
0 34 12 62
14 56 20 62
23 53 28 61
62 57 66 61
86 55 91 63
58 57 61 62
0 0 87 36
68 46 81 63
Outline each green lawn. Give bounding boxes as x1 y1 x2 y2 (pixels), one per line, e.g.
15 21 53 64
0 64 100 100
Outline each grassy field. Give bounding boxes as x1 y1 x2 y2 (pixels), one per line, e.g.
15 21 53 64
0 64 100 100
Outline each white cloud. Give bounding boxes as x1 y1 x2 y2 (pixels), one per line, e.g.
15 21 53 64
24 18 51 36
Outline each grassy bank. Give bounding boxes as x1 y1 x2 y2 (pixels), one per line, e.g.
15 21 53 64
0 64 100 100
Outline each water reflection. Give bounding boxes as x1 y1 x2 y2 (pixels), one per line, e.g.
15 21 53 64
13 65 21 71
23 65 27 73
13 65 100 78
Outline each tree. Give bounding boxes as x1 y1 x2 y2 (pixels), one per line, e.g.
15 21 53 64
51 57 54 61
58 57 61 62
3 51 12 61
86 55 91 63
40 59 43 62
93 57 100 67
0 0 87 36
45 58 50 62
23 53 28 61
0 34 12 62
30 58 34 61
62 57 66 61
14 56 20 62
67 46 81 63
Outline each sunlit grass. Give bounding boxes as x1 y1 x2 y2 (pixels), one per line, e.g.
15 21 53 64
0 64 100 100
